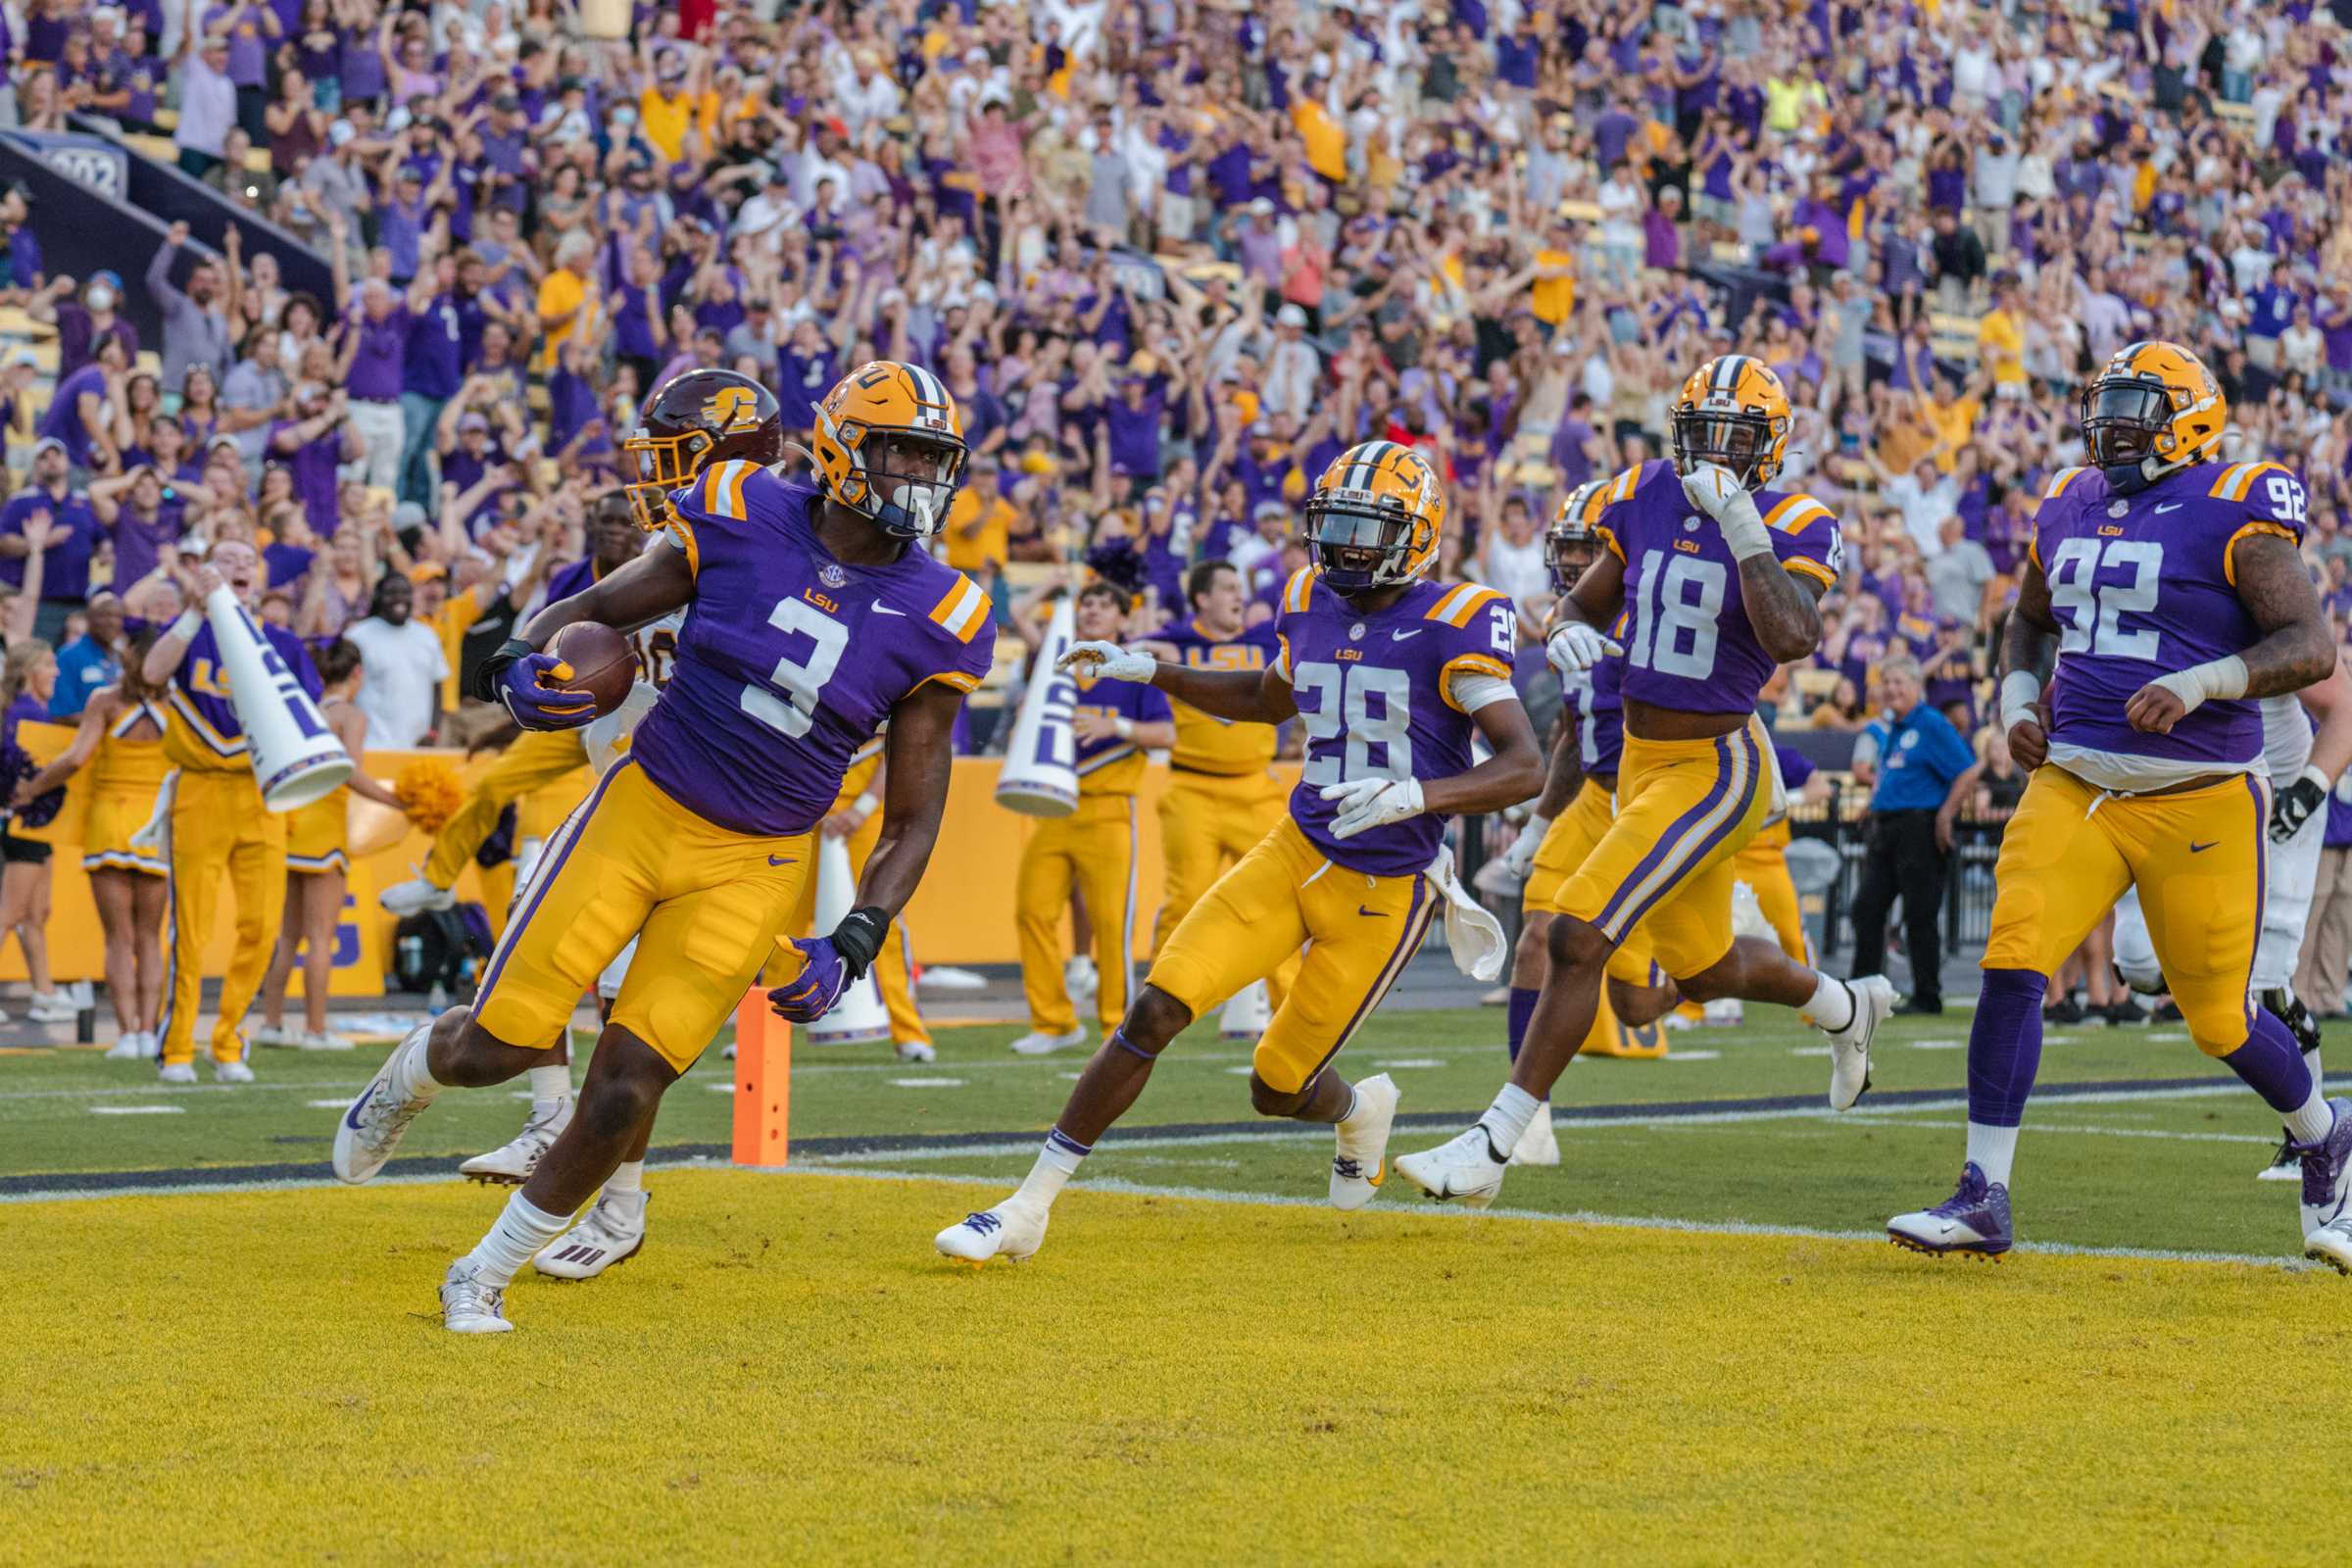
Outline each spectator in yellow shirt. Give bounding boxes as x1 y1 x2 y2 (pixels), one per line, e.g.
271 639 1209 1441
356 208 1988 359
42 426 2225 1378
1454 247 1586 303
1530 214 1578 326
1976 277 2028 390
945 452 1018 575
1292 86 1347 184
637 44 708 165
1921 373 1982 472
535 232 596 371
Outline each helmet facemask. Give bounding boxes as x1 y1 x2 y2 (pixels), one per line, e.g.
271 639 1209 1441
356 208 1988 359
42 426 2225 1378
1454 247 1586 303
1544 527 1601 595
821 415 968 538
1303 495 1421 594
621 425 713 530
2080 375 2175 493
1671 407 1780 489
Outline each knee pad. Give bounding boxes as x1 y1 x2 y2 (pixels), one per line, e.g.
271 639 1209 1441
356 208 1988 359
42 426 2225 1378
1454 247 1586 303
2183 998 2256 1058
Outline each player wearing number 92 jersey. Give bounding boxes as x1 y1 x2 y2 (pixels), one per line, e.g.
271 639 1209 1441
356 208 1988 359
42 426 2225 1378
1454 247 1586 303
935 439 1545 1266
1890 339 2352 1271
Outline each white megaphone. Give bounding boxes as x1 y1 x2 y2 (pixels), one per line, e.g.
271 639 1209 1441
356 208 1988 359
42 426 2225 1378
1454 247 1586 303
205 585 352 811
995 592 1079 817
808 831 891 1046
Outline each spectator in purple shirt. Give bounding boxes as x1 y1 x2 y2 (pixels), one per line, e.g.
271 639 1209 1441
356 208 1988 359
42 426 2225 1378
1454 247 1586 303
337 276 410 492
269 385 359 537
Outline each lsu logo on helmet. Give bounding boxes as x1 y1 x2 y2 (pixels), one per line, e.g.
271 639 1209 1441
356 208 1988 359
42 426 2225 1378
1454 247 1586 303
1302 439 1446 593
1670 355 1792 489
2080 340 2228 494
811 361 968 538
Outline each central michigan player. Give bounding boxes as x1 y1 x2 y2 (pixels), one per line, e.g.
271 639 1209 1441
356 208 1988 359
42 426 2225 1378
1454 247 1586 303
331 362 996 1331
1397 356 1892 1205
935 441 1544 1263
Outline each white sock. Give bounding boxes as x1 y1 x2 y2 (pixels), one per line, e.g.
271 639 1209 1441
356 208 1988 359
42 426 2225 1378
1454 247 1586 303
2284 1086 2334 1147
1796 972 1853 1032
2309 1045 2326 1088
1338 1085 1362 1125
528 1062 572 1102
1966 1122 2020 1189
462 1192 572 1288
605 1159 645 1195
1477 1083 1542 1159
1012 1130 1089 1209
392 1025 445 1102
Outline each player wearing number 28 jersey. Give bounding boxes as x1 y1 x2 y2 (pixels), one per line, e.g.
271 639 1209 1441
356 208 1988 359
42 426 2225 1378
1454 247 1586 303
331 362 999 1332
1887 339 2352 1272
936 439 1545 1264
1398 355 1894 1209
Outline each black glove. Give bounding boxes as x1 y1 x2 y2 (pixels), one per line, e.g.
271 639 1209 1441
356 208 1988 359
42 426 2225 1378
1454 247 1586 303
472 636 537 704
2270 764 2328 845
829 906 890 981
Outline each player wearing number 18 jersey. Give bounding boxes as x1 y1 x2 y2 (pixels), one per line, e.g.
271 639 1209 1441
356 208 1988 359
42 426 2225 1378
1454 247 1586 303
331 363 998 1330
936 440 1544 1264
1888 340 2352 1270
1398 354 1894 1208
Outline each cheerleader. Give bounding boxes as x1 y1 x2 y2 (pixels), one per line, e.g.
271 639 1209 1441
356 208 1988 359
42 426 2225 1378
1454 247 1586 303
255 638 406 1050
12 636 172 1055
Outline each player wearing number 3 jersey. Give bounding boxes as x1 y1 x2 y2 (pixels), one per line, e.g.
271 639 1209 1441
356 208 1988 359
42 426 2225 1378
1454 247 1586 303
329 362 997 1331
1399 355 1895 1209
1888 340 2352 1270
936 440 1544 1264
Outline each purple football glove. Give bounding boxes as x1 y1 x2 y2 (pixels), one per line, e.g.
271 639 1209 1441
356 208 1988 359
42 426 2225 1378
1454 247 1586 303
499 651 596 730
767 937 850 1023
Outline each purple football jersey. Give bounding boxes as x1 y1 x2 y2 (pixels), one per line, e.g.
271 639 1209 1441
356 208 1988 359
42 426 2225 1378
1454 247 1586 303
1275 571 1518 877
2033 458 2304 779
1592 461 1841 716
632 466 997 836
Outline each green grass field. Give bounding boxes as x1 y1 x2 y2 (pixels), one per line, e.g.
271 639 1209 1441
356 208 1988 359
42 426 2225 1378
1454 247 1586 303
5 1002 2350 1564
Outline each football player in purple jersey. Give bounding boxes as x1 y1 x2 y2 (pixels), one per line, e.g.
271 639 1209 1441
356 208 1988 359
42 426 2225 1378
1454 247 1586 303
1887 341 2352 1270
333 362 1001 1331
936 440 1544 1264
1397 355 1894 1208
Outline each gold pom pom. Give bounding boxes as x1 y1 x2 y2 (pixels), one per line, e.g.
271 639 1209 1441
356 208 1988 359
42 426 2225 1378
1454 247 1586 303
393 758 466 837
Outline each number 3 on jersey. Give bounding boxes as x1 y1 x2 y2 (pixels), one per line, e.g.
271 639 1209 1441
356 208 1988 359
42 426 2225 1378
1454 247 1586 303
739 594 847 738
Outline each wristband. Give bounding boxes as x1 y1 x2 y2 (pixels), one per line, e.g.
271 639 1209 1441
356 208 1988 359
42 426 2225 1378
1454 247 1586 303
1998 670 2042 730
167 609 202 642
2297 763 2330 795
852 791 881 816
2150 654 2249 715
1113 715 1134 739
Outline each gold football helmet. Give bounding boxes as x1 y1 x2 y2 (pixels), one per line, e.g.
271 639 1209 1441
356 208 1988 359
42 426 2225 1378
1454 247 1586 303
1670 354 1792 489
810 360 967 537
2080 340 2227 494
1302 440 1446 593
1544 479 1608 595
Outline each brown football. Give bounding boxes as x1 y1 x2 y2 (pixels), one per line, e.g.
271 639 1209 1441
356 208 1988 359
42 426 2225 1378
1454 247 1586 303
547 621 637 717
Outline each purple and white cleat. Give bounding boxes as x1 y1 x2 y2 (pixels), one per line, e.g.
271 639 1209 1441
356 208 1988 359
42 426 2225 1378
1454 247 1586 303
1886 1161 2013 1259
2293 1099 2352 1269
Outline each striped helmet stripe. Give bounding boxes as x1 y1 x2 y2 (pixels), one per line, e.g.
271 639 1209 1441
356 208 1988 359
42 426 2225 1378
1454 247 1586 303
906 363 947 408
1713 355 1747 393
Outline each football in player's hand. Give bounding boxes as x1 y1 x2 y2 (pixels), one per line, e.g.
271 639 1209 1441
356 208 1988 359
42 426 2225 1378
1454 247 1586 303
547 621 636 717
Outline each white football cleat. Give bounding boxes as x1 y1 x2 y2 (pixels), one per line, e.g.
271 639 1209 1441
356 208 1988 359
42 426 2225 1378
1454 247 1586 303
916 964 987 993
935 1200 1048 1264
534 1192 648 1280
460 1099 572 1185
895 1038 937 1063
2294 1099 2352 1250
381 877 457 917
1394 1126 1508 1209
439 1260 514 1333
1064 955 1099 1004
1009 1026 1087 1056
157 1060 197 1085
1508 1100 1560 1166
104 1030 151 1061
247 1022 298 1050
1825 975 1894 1111
213 1055 256 1084
296 1030 354 1052
333 1022 437 1184
1330 1073 1398 1211
2307 1217 2352 1276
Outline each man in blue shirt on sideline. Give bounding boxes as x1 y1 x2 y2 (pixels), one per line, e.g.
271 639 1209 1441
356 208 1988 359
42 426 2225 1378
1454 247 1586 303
1846 657 1981 1015
50 590 122 718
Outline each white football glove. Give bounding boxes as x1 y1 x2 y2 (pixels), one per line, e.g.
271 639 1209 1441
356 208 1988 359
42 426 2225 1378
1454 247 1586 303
1319 776 1426 840
1680 461 1772 560
1501 812 1550 877
1545 621 1623 676
1057 639 1157 682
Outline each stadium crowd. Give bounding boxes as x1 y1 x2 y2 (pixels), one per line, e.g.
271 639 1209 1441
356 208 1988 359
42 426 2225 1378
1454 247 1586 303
2 0 2352 1025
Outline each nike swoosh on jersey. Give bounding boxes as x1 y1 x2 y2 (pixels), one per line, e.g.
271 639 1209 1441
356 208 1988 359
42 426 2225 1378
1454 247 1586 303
768 855 797 866
871 602 907 616
1391 629 1424 641
2154 503 2184 514
1357 905 1387 916
2188 841 2215 853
